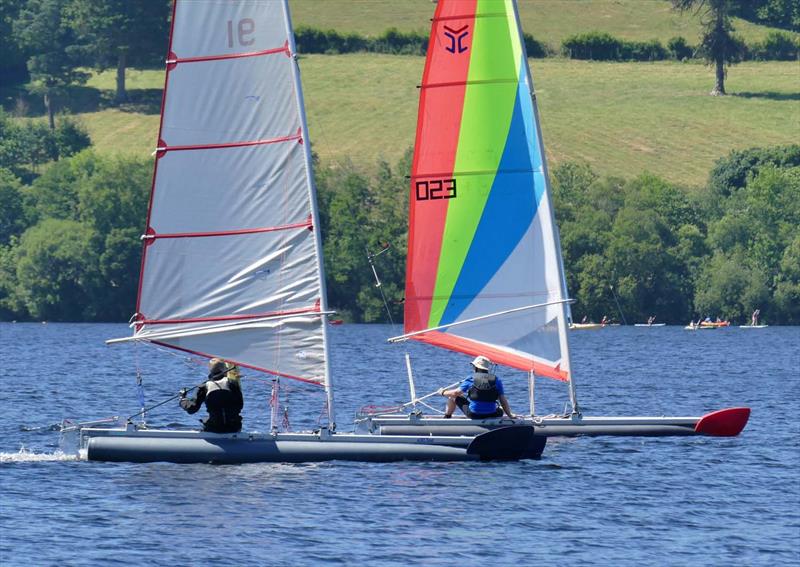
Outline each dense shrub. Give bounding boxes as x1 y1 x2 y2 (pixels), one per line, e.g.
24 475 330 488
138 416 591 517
708 145 800 199
0 110 90 181
748 31 799 60
370 28 427 55
562 31 623 60
620 39 667 61
295 26 426 55
667 36 694 60
522 33 551 58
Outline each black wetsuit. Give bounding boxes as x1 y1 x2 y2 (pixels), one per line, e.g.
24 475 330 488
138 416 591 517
180 377 243 433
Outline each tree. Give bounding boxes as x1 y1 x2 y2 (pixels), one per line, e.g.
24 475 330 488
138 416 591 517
13 218 99 320
66 0 170 103
0 0 28 85
13 0 89 129
0 169 28 246
672 0 746 95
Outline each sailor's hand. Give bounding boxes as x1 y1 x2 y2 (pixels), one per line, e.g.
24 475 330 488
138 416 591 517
437 387 446 396
179 388 187 398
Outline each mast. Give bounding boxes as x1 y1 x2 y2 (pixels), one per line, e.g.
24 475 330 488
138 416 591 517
282 0 336 428
510 0 579 413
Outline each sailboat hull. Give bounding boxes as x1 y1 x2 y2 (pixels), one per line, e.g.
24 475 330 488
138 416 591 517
366 408 750 438
81 426 546 464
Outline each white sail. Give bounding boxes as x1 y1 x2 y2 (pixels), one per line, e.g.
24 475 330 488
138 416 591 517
130 0 331 389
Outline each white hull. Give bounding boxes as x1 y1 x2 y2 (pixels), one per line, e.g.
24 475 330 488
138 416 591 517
362 407 750 438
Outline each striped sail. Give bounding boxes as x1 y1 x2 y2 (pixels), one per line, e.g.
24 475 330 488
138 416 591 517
404 0 572 384
130 0 331 388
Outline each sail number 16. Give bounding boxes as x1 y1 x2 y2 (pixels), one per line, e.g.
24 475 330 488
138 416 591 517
227 19 255 47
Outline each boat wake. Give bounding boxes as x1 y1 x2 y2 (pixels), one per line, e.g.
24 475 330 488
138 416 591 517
0 447 79 463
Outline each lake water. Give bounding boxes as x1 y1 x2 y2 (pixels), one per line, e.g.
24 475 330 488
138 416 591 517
1 323 798 566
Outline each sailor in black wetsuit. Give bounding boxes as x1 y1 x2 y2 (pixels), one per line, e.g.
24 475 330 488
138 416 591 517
180 358 244 433
439 355 515 419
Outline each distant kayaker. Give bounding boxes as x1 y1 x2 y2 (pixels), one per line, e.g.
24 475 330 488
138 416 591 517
439 355 515 419
180 358 244 433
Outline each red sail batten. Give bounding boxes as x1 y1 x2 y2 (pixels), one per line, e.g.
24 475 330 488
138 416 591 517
141 306 321 326
146 219 311 241
169 42 289 65
157 131 302 154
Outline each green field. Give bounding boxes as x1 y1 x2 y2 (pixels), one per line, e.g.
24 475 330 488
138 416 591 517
73 55 799 187
290 0 792 46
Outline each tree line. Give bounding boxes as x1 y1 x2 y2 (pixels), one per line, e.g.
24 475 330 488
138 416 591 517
2 142 797 325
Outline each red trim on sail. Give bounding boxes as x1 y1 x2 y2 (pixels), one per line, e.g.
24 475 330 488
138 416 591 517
412 330 570 382
404 0 476 334
136 0 179 316
141 306 321 326
170 44 289 65
145 219 311 241
158 131 302 154
149 341 323 386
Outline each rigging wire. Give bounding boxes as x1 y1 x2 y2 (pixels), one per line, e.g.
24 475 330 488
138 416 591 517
365 243 396 328
609 284 627 325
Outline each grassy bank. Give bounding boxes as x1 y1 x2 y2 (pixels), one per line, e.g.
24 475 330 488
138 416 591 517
289 0 790 45
74 56 799 186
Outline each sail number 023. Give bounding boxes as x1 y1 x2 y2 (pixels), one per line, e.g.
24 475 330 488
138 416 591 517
415 178 457 201
227 19 255 47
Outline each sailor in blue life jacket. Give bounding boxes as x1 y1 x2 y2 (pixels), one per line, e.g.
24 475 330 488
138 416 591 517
180 358 244 433
438 355 515 419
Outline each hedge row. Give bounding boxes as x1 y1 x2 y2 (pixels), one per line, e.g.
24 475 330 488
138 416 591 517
562 30 799 62
294 26 551 57
295 25 798 62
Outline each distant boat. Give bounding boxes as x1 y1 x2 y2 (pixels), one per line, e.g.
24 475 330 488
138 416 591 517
328 319 344 326
634 323 666 327
739 325 768 329
570 323 604 330
700 321 731 328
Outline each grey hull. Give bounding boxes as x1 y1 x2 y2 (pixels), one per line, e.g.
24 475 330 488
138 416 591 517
82 426 546 464
87 436 478 463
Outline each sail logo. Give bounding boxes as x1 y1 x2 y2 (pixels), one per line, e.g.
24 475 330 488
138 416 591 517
443 25 469 54
416 178 456 201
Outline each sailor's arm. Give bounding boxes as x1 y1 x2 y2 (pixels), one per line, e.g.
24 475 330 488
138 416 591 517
439 387 463 398
180 385 206 414
498 395 514 418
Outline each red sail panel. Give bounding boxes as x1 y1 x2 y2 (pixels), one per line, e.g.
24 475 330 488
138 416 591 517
404 0 477 333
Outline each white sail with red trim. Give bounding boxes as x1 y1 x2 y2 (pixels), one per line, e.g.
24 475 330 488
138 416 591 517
130 0 330 386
